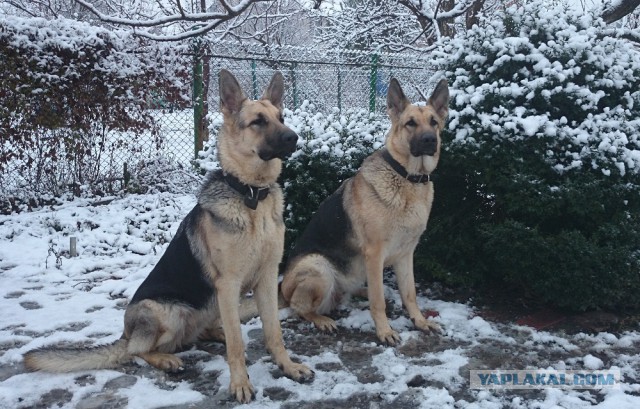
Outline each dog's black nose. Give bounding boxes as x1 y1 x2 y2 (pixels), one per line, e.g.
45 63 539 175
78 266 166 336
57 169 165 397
410 133 438 157
282 131 298 145
421 133 437 146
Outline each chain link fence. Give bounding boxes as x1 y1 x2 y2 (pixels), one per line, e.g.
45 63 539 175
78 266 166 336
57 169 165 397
0 107 195 209
1 44 435 212
205 43 436 117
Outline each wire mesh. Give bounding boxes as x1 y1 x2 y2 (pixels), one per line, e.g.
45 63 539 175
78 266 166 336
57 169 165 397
0 45 435 207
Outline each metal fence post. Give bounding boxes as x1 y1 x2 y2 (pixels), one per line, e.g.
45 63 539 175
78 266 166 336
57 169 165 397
369 53 378 113
337 66 342 113
291 63 299 110
193 39 204 159
251 60 258 100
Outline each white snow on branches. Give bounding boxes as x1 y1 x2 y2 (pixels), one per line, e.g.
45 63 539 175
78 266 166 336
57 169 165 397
434 3 640 176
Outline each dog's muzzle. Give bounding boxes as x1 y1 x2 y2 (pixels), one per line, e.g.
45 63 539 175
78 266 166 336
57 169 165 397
410 132 438 157
259 130 299 161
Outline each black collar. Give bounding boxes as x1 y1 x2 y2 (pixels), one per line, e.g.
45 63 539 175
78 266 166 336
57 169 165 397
223 172 270 210
381 150 433 184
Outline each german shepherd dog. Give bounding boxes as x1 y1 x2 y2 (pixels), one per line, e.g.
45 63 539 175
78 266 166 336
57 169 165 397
280 78 449 346
24 70 314 403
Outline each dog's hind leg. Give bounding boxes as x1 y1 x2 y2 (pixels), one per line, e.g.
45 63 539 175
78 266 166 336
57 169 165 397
199 318 226 344
282 256 339 332
137 352 184 371
124 301 185 371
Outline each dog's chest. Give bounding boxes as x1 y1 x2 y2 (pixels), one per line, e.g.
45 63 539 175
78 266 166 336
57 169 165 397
390 201 429 244
234 198 285 271
382 184 433 249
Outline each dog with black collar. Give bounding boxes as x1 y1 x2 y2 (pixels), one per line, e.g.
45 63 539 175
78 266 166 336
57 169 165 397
24 69 314 403
281 77 449 346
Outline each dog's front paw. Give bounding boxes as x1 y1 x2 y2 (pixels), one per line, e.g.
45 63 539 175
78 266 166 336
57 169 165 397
229 378 255 404
413 317 441 333
376 327 401 346
282 362 315 384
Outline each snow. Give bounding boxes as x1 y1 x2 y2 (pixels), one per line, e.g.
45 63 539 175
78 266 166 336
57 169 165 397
433 2 640 177
0 194 639 408
2 3 640 406
584 354 605 370
1 14 188 102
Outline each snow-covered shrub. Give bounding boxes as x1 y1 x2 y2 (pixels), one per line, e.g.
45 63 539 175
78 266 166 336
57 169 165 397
0 16 189 204
421 3 640 310
281 102 386 250
198 102 387 252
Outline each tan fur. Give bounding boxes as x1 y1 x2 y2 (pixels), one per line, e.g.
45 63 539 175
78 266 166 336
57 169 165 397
217 101 284 186
281 78 449 345
23 70 313 404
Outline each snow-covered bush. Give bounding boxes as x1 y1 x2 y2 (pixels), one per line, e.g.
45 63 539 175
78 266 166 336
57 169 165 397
281 103 386 249
0 16 189 204
421 3 640 311
198 102 387 252
125 156 199 195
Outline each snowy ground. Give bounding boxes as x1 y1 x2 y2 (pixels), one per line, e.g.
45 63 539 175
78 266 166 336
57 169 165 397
0 192 639 409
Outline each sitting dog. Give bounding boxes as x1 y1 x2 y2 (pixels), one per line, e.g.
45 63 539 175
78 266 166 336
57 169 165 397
281 77 449 345
24 69 314 403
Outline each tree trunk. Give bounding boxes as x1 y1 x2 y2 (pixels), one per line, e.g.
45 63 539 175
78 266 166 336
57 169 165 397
438 0 456 38
602 0 640 24
466 0 485 29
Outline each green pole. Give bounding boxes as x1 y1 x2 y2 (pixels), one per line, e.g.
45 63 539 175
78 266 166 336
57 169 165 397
369 53 378 113
251 60 258 100
291 63 299 110
193 40 204 159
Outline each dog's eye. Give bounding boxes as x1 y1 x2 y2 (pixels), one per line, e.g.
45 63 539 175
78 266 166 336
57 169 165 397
430 118 439 127
405 119 417 127
250 116 267 127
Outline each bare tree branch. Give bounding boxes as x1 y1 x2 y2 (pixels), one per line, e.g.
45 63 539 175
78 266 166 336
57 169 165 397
397 0 481 43
602 0 640 24
72 0 272 41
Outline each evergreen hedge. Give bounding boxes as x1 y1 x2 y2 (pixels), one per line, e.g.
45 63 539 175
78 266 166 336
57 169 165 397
419 4 640 311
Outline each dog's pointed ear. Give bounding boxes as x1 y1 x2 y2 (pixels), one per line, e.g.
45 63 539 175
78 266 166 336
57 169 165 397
262 71 285 110
219 69 247 115
428 79 449 119
387 78 410 121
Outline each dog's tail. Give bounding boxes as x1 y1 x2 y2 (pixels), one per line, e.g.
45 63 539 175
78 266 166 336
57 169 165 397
237 284 290 322
23 339 130 373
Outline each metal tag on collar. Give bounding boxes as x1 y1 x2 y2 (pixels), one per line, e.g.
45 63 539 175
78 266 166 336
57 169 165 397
244 186 259 210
